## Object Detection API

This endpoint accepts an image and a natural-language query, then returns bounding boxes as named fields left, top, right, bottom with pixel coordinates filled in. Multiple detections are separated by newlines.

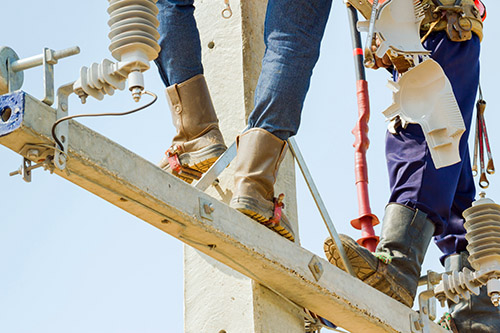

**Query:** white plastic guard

left=383, top=59, right=465, bottom=169
left=358, top=0, right=430, bottom=59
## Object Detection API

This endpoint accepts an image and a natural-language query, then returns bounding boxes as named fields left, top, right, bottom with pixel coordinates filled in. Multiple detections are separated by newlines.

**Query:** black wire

left=51, top=90, right=157, bottom=151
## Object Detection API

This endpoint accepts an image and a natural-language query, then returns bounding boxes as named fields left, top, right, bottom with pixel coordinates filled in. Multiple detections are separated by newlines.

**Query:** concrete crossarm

left=0, top=92, right=446, bottom=333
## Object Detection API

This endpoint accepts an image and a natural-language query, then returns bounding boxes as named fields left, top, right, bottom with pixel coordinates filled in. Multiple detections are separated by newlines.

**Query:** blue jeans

left=386, top=31, right=480, bottom=263
left=155, top=0, right=333, bottom=140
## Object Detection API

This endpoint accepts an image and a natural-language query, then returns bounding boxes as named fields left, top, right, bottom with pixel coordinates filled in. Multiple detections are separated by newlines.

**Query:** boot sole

left=324, top=235, right=414, bottom=307
left=161, top=144, right=227, bottom=183
left=231, top=198, right=295, bottom=242
left=324, top=236, right=379, bottom=280
left=179, top=144, right=227, bottom=173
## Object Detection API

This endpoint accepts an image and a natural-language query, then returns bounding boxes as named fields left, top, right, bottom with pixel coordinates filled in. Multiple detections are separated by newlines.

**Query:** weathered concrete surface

left=0, top=91, right=446, bottom=333
left=185, top=1, right=302, bottom=332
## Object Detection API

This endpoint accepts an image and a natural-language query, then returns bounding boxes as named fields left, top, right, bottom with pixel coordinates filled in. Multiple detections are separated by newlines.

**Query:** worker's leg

left=155, top=0, right=203, bottom=86
left=386, top=31, right=479, bottom=237
left=230, top=0, right=332, bottom=239
left=246, top=0, right=333, bottom=140
left=434, top=154, right=473, bottom=264
left=324, top=32, right=480, bottom=307
left=155, top=0, right=226, bottom=183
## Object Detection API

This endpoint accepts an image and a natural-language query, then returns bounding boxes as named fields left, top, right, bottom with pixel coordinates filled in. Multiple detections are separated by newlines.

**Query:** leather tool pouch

left=421, top=0, right=483, bottom=42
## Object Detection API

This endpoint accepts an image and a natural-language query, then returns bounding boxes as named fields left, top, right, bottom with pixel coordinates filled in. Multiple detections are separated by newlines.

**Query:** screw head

left=27, top=149, right=39, bottom=160
left=204, top=203, right=215, bottom=214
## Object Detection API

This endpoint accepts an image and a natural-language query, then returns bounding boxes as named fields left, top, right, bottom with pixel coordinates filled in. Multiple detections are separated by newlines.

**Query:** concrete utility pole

left=186, top=1, right=303, bottom=332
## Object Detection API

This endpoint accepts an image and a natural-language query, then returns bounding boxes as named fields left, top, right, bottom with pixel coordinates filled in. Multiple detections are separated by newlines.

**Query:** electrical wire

left=51, top=90, right=158, bottom=151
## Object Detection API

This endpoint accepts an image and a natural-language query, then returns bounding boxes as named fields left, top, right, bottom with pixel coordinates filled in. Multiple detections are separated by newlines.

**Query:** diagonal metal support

left=288, top=137, right=356, bottom=277
left=0, top=91, right=446, bottom=333
left=195, top=136, right=356, bottom=277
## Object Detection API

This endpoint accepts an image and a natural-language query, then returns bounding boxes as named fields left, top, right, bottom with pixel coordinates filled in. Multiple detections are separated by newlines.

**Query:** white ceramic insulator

left=73, top=59, right=127, bottom=101
left=107, top=0, right=160, bottom=64
left=463, top=197, right=500, bottom=272
left=441, top=267, right=481, bottom=304
left=435, top=196, right=500, bottom=305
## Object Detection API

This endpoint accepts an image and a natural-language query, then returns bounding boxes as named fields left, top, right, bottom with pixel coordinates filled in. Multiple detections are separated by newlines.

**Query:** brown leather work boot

left=159, top=74, right=227, bottom=183
left=229, top=128, right=295, bottom=241
left=324, top=204, right=435, bottom=307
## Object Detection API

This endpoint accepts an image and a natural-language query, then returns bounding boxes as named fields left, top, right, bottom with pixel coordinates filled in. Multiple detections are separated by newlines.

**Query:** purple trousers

left=386, top=31, right=481, bottom=263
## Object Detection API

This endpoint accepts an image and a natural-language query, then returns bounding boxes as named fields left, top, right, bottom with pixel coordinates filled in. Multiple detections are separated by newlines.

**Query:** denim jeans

left=386, top=31, right=480, bottom=263
left=155, top=0, right=333, bottom=140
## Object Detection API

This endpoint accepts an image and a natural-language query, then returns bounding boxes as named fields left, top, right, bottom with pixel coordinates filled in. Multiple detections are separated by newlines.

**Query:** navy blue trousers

left=386, top=31, right=480, bottom=263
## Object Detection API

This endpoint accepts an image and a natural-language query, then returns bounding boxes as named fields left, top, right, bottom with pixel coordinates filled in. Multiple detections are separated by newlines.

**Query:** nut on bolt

left=27, top=149, right=39, bottom=160
left=491, top=292, right=500, bottom=307
left=204, top=203, right=215, bottom=214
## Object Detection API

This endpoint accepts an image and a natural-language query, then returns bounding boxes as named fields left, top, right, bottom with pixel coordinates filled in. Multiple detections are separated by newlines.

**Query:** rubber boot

left=440, top=252, right=500, bottom=332
left=324, top=203, right=435, bottom=307
left=229, top=128, right=295, bottom=241
left=159, top=74, right=227, bottom=183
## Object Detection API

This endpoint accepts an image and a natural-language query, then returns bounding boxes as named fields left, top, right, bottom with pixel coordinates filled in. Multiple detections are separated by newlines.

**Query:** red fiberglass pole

left=346, top=4, right=379, bottom=252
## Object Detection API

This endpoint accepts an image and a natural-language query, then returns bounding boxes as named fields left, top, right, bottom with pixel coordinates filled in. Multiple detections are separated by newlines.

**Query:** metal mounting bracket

left=411, top=270, right=440, bottom=332
left=0, top=45, right=79, bottom=100
left=308, top=255, right=324, bottom=282
left=42, top=48, right=57, bottom=106
left=9, top=156, right=53, bottom=183
left=54, top=82, right=74, bottom=171
left=199, top=197, right=215, bottom=221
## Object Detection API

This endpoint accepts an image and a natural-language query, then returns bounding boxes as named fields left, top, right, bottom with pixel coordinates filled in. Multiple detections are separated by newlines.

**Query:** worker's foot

left=159, top=74, right=227, bottom=183
left=229, top=128, right=295, bottom=241
left=324, top=204, right=435, bottom=307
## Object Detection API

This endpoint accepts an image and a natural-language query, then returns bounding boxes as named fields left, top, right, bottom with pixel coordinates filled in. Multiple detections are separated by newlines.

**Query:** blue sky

left=1, top=1, right=499, bottom=332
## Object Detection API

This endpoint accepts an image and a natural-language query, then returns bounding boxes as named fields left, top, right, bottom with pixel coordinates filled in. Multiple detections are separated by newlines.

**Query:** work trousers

left=386, top=31, right=481, bottom=263
left=154, top=0, right=333, bottom=140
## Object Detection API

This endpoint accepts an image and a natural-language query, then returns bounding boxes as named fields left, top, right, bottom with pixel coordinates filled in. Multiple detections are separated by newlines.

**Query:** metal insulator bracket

left=0, top=46, right=80, bottom=105
left=411, top=271, right=440, bottom=333
left=54, top=82, right=74, bottom=170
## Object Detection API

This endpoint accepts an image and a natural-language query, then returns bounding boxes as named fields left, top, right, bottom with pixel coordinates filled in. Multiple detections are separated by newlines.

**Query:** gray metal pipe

left=11, top=46, right=80, bottom=72
left=288, top=137, right=356, bottom=277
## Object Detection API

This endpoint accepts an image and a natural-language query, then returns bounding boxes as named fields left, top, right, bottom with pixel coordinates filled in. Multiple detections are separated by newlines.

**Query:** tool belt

left=347, top=0, right=483, bottom=42
left=421, top=0, right=483, bottom=42
left=346, top=0, right=483, bottom=72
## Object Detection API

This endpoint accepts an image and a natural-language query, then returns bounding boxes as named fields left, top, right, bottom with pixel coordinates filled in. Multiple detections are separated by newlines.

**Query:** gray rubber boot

left=158, top=74, right=227, bottom=183
left=324, top=203, right=435, bottom=307
left=229, top=128, right=295, bottom=241
left=442, top=252, right=500, bottom=332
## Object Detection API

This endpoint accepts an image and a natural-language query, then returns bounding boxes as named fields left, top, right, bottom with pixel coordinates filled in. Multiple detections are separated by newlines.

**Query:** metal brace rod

left=288, top=137, right=356, bottom=277
left=196, top=136, right=356, bottom=277
left=194, top=141, right=236, bottom=191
